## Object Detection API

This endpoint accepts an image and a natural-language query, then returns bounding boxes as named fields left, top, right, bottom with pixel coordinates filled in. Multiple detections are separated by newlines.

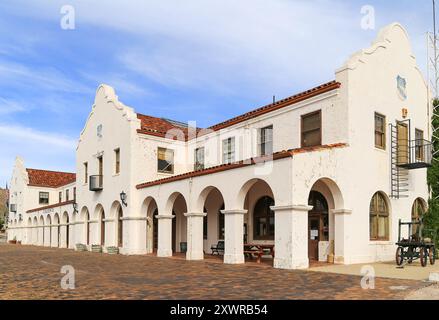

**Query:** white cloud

left=0, top=60, right=92, bottom=94
left=0, top=124, right=76, bottom=149
left=0, top=97, right=26, bottom=115
left=0, top=124, right=77, bottom=185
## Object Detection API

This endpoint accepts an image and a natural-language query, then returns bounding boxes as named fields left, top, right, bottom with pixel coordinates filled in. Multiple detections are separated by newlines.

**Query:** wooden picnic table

left=244, top=243, right=275, bottom=263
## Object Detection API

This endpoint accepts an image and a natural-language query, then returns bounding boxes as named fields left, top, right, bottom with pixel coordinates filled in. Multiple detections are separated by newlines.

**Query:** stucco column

left=119, top=217, right=147, bottom=255
left=184, top=212, right=206, bottom=260
left=59, top=224, right=67, bottom=248
left=44, top=226, right=51, bottom=247
left=156, top=214, right=175, bottom=257
left=332, top=209, right=352, bottom=264
left=271, top=205, right=312, bottom=270
left=221, top=210, right=247, bottom=264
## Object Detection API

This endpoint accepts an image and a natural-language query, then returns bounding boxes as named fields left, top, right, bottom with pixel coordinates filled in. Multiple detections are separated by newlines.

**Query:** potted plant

left=91, top=244, right=102, bottom=253
left=106, top=246, right=119, bottom=254
left=75, top=243, right=87, bottom=252
left=8, top=236, right=17, bottom=244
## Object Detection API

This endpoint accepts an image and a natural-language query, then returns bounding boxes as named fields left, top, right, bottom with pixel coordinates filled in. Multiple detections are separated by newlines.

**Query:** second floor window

left=375, top=113, right=386, bottom=149
left=259, top=125, right=273, bottom=156
left=222, top=137, right=235, bottom=164
left=301, top=110, right=321, bottom=147
left=158, top=147, right=174, bottom=173
left=59, top=192, right=62, bottom=203
left=39, top=192, right=49, bottom=205
left=73, top=187, right=76, bottom=201
left=66, top=189, right=69, bottom=201
left=415, top=129, right=424, bottom=161
left=194, top=147, right=205, bottom=171
left=115, top=148, right=120, bottom=174
left=84, top=162, right=88, bottom=183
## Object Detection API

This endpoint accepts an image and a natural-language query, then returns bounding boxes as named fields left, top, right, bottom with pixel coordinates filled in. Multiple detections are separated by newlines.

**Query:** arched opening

left=239, top=179, right=275, bottom=244
left=32, top=217, right=38, bottom=245
left=39, top=216, right=45, bottom=246
left=95, top=204, right=105, bottom=247
left=369, top=192, right=390, bottom=241
left=62, top=212, right=69, bottom=248
left=197, top=187, right=225, bottom=254
left=166, top=192, right=187, bottom=254
left=46, top=215, right=52, bottom=247
left=411, top=198, right=427, bottom=236
left=27, top=218, right=32, bottom=244
left=307, top=178, right=344, bottom=262
left=117, top=206, right=123, bottom=248
left=142, top=197, right=158, bottom=254
left=79, top=207, right=90, bottom=245
left=53, top=213, right=60, bottom=247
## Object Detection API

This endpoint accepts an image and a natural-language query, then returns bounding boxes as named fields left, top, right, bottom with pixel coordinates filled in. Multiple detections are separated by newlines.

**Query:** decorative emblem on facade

left=397, top=75, right=407, bottom=100
left=97, top=124, right=103, bottom=138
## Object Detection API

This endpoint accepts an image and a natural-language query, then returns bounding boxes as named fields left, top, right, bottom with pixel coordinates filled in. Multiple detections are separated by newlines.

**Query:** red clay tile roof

left=136, top=81, right=340, bottom=141
left=137, top=114, right=202, bottom=140
left=208, top=81, right=341, bottom=132
left=26, top=169, right=76, bottom=188
left=26, top=200, right=75, bottom=213
left=136, top=143, right=347, bottom=190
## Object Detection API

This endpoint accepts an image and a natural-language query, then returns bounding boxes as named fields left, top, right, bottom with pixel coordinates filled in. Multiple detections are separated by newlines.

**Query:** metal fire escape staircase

left=390, top=120, right=433, bottom=199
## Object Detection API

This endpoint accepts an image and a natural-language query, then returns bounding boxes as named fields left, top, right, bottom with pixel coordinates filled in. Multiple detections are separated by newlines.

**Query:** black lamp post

left=120, top=191, right=127, bottom=207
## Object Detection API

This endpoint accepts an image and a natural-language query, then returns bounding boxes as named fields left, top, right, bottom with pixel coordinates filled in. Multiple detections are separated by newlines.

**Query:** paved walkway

left=309, top=260, right=439, bottom=281
left=0, top=244, right=429, bottom=300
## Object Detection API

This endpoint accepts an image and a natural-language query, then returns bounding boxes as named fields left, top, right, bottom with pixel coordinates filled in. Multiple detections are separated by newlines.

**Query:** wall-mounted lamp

left=120, top=191, right=128, bottom=207
left=73, top=202, right=78, bottom=213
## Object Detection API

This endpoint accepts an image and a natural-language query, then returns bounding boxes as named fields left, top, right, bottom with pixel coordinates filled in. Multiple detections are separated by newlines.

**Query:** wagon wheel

left=395, top=247, right=404, bottom=266
left=420, top=247, right=428, bottom=267
left=430, top=246, right=436, bottom=265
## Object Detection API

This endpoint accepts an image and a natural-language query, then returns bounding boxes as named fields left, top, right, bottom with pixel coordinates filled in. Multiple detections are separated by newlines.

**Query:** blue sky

left=0, top=0, right=434, bottom=185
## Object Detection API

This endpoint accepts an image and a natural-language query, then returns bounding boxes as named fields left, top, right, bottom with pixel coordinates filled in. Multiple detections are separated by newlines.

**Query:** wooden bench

left=244, top=248, right=264, bottom=263
left=211, top=240, right=225, bottom=255
left=244, top=244, right=275, bottom=263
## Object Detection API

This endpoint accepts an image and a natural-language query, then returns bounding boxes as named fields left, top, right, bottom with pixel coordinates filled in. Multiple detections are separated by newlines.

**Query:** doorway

left=172, top=211, right=176, bottom=253
left=397, top=122, right=409, bottom=165
left=153, top=209, right=158, bottom=251
left=308, top=191, right=329, bottom=261
left=117, top=206, right=123, bottom=248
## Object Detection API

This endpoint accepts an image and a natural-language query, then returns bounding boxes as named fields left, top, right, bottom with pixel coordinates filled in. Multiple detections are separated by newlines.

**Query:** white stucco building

left=7, top=23, right=432, bottom=269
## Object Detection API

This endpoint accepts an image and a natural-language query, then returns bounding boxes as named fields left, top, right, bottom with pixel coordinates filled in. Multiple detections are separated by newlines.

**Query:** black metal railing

left=397, top=139, right=432, bottom=169
left=89, top=175, right=103, bottom=191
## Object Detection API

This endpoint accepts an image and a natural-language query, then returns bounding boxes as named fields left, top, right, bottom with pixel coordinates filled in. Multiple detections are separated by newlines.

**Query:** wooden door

left=397, top=122, right=409, bottom=165
left=308, top=215, right=320, bottom=260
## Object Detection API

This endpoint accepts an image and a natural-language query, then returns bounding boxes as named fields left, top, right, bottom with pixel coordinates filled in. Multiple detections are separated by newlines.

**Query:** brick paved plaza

left=0, top=243, right=429, bottom=300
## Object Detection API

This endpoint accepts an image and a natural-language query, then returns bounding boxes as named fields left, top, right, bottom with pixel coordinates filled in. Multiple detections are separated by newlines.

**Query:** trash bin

left=180, top=242, right=187, bottom=253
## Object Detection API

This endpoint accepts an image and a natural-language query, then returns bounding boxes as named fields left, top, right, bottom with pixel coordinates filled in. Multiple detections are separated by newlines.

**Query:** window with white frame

left=194, top=147, right=205, bottom=171
left=222, top=137, right=235, bottom=164
left=39, top=192, right=49, bottom=205
left=259, top=125, right=273, bottom=156
left=158, top=147, right=174, bottom=173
